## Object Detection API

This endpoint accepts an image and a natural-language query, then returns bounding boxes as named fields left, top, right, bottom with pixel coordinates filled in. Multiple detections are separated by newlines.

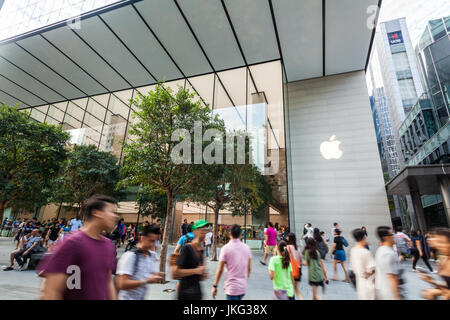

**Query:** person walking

left=313, top=228, right=328, bottom=260
left=38, top=195, right=118, bottom=300
left=116, top=224, right=165, bottom=300
left=268, top=240, right=300, bottom=300
left=285, top=233, right=303, bottom=299
left=260, top=222, right=277, bottom=265
left=69, top=215, right=82, bottom=232
left=349, top=228, right=376, bottom=300
left=375, top=226, right=405, bottom=300
left=394, top=226, right=412, bottom=261
left=212, top=224, right=252, bottom=300
left=418, top=228, right=450, bottom=300
left=172, top=219, right=210, bottom=300
left=181, top=219, right=188, bottom=236
left=411, top=229, right=434, bottom=273
left=330, top=229, right=349, bottom=282
left=330, top=222, right=339, bottom=243
left=303, top=238, right=328, bottom=300
left=204, top=229, right=213, bottom=258
left=361, top=226, right=369, bottom=250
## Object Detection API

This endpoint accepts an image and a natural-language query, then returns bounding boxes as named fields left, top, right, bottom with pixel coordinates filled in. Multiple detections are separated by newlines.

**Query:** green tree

left=189, top=132, right=273, bottom=260
left=0, top=104, right=69, bottom=221
left=51, top=144, right=120, bottom=215
left=119, top=83, right=224, bottom=273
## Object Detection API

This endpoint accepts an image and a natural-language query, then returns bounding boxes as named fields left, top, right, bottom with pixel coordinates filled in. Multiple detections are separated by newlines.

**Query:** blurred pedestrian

left=269, top=240, right=300, bottom=300
left=116, top=224, right=164, bottom=300
left=286, top=233, right=303, bottom=299
left=212, top=224, right=251, bottom=300
left=172, top=219, right=210, bottom=300
left=375, top=226, right=405, bottom=300
left=349, top=228, right=375, bottom=300
left=303, top=238, right=328, bottom=300
left=314, top=228, right=328, bottom=260
left=411, top=229, right=434, bottom=272
left=38, top=195, right=118, bottom=300
left=330, top=229, right=349, bottom=282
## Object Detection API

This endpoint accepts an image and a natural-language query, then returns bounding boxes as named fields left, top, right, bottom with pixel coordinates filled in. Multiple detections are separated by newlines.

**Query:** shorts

left=309, top=280, right=324, bottom=287
left=333, top=250, right=346, bottom=262
left=265, top=245, right=276, bottom=255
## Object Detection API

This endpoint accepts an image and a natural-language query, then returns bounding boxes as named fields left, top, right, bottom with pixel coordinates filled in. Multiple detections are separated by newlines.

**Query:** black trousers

left=412, top=249, right=433, bottom=272
left=14, top=248, right=33, bottom=267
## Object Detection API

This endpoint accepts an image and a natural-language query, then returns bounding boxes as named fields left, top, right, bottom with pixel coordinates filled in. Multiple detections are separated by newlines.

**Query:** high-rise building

left=393, top=16, right=450, bottom=229
left=0, top=0, right=392, bottom=248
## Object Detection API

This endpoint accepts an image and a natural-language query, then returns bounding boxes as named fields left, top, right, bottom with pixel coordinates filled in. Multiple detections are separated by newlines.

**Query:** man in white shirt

left=349, top=228, right=375, bottom=300
left=204, top=230, right=213, bottom=257
left=69, top=216, right=82, bottom=232
left=116, top=225, right=164, bottom=300
left=393, top=226, right=412, bottom=261
left=375, top=226, right=404, bottom=300
left=330, top=222, right=338, bottom=243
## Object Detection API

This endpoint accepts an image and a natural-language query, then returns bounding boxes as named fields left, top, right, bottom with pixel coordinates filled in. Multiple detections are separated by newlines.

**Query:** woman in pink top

left=260, top=222, right=278, bottom=265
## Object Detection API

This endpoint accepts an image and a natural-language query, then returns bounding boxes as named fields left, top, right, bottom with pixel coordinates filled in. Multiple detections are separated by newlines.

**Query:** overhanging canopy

left=386, top=164, right=450, bottom=195
left=0, top=0, right=381, bottom=109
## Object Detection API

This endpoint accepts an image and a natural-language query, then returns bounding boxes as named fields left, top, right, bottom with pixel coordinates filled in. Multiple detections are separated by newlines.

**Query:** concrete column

left=407, top=177, right=427, bottom=232
left=438, top=175, right=450, bottom=227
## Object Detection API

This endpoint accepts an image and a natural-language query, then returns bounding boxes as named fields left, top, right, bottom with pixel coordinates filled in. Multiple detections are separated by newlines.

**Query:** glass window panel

left=30, top=108, right=46, bottom=122
left=47, top=105, right=65, bottom=121
left=64, top=114, right=81, bottom=129
left=66, top=101, right=85, bottom=121
left=188, top=74, right=214, bottom=109
left=108, top=95, right=130, bottom=119
left=113, top=90, right=133, bottom=106
left=135, top=85, right=156, bottom=96
left=217, top=68, right=247, bottom=107
left=36, top=105, right=49, bottom=115
left=86, top=98, right=107, bottom=121
left=83, top=112, right=103, bottom=130
left=45, top=115, right=60, bottom=125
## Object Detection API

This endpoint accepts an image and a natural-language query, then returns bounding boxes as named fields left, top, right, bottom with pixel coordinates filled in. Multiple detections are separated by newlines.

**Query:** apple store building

left=0, top=0, right=391, bottom=247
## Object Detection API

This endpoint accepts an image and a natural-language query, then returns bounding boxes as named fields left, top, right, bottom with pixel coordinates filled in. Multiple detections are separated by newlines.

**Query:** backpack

left=129, top=247, right=146, bottom=278
left=169, top=233, right=194, bottom=268
left=287, top=246, right=301, bottom=280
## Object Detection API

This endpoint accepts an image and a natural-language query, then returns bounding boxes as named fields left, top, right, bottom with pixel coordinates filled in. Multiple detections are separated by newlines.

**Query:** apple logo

left=320, top=135, right=343, bottom=160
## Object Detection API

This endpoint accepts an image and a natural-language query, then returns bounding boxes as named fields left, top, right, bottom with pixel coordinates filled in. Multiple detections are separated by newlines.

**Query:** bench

left=28, top=247, right=48, bottom=270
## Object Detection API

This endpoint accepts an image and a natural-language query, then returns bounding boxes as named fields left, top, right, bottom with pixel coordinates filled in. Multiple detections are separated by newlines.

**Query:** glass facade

left=19, top=60, right=289, bottom=224
left=412, top=15, right=450, bottom=165
left=0, top=0, right=117, bottom=40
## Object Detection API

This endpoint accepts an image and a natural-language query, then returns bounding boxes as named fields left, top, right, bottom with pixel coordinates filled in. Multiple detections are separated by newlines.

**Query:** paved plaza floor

left=0, top=237, right=433, bottom=300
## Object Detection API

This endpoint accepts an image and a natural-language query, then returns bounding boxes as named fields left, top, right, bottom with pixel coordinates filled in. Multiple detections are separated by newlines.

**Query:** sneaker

left=259, top=260, right=266, bottom=266
left=18, top=264, right=27, bottom=271
left=2, top=266, right=13, bottom=271
left=412, top=268, right=417, bottom=272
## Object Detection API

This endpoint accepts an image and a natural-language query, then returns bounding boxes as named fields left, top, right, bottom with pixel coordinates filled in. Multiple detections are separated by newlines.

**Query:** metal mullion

left=119, top=90, right=135, bottom=162
left=365, top=0, right=383, bottom=72
left=97, top=15, right=158, bottom=83
left=322, top=0, right=326, bottom=76
left=0, top=55, right=66, bottom=102
left=60, top=101, right=70, bottom=125
left=70, top=28, right=133, bottom=88
left=14, top=42, right=89, bottom=97
left=98, top=93, right=112, bottom=149
left=40, top=34, right=111, bottom=94
left=220, top=0, right=260, bottom=94
left=131, top=4, right=208, bottom=107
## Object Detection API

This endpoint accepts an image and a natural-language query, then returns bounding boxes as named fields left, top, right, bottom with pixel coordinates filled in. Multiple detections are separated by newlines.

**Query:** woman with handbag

left=303, top=238, right=328, bottom=300
left=314, top=228, right=328, bottom=260
left=286, top=233, right=303, bottom=300
left=268, top=240, right=300, bottom=300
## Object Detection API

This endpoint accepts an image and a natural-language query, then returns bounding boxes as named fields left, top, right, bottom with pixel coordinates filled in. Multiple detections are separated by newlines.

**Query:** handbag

left=273, top=290, right=289, bottom=300
left=349, top=270, right=357, bottom=288
left=287, top=246, right=301, bottom=280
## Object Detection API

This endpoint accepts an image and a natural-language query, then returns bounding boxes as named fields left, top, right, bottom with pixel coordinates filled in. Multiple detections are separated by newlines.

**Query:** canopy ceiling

left=0, top=0, right=381, bottom=109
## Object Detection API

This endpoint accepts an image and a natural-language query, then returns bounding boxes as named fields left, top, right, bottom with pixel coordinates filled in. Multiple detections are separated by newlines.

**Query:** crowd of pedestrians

left=1, top=195, right=449, bottom=300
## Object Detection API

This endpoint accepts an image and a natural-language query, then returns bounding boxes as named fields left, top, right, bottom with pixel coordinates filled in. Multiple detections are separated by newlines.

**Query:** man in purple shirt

left=38, top=195, right=118, bottom=300
left=212, top=224, right=252, bottom=300
left=260, top=222, right=277, bottom=265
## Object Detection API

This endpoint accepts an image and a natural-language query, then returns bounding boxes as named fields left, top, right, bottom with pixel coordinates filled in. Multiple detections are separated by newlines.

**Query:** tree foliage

left=119, top=83, right=225, bottom=273
left=0, top=104, right=69, bottom=221
left=51, top=144, right=121, bottom=214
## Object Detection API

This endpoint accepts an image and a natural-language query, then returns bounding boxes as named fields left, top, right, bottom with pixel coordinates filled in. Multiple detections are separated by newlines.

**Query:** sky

left=378, top=0, right=450, bottom=46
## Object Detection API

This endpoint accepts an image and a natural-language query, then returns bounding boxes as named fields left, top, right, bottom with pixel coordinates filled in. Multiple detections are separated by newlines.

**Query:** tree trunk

left=211, top=208, right=220, bottom=261
left=159, top=193, right=173, bottom=275
left=0, top=202, right=5, bottom=225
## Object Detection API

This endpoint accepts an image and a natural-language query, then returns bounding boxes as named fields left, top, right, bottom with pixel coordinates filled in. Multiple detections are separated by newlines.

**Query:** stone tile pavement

left=0, top=237, right=433, bottom=300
